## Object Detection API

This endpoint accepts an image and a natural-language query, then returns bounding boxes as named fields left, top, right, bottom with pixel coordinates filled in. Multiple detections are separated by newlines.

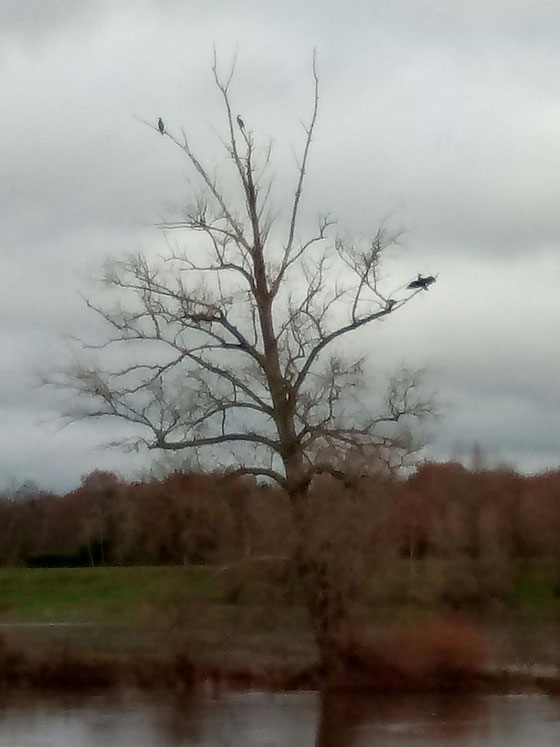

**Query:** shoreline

left=2, top=640, right=560, bottom=696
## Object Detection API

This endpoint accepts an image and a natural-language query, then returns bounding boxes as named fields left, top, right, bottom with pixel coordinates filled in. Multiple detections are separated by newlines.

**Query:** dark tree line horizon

left=3, top=462, right=560, bottom=608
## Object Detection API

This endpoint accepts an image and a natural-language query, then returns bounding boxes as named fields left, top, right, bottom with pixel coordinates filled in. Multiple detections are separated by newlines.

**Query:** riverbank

left=2, top=631, right=560, bottom=696
left=1, top=565, right=560, bottom=694
left=2, top=616, right=560, bottom=696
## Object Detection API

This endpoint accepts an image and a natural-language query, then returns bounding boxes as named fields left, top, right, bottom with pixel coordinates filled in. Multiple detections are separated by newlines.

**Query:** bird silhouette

left=407, top=274, right=436, bottom=291
left=158, top=117, right=165, bottom=135
left=236, top=115, right=245, bottom=131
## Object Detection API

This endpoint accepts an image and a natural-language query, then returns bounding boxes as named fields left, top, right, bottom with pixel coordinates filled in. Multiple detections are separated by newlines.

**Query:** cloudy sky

left=2, top=0, right=560, bottom=493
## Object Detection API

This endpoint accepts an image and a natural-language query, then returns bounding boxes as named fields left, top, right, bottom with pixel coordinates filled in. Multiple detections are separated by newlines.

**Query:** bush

left=340, top=616, right=487, bottom=690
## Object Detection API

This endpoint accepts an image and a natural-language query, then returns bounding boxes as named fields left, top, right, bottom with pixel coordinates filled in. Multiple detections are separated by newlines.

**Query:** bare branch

left=151, top=431, right=279, bottom=451
left=286, top=50, right=319, bottom=253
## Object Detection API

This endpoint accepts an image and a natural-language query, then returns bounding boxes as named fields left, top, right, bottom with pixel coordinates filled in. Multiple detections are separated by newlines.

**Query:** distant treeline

left=2, top=464, right=560, bottom=599
left=0, top=471, right=290, bottom=568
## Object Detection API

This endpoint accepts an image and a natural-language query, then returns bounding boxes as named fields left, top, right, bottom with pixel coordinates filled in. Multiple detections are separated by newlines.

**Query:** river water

left=0, top=690, right=560, bottom=746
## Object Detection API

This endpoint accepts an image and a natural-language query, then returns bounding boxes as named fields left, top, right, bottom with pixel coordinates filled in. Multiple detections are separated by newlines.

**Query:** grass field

left=1, top=561, right=559, bottom=620
left=1, top=562, right=560, bottom=669
left=0, top=566, right=222, bottom=623
left=0, top=565, right=314, bottom=665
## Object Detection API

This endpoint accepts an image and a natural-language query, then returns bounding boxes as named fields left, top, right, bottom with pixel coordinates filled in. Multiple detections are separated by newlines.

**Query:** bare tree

left=57, top=53, right=433, bottom=671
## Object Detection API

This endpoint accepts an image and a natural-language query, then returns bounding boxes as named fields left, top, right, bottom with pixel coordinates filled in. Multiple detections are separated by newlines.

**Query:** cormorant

left=407, top=274, right=436, bottom=291
left=236, top=115, right=245, bottom=131
left=158, top=117, right=165, bottom=135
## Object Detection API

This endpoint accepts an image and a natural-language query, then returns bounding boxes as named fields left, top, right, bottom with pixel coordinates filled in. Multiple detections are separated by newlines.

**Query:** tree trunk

left=294, top=545, right=352, bottom=670
left=289, top=489, right=354, bottom=675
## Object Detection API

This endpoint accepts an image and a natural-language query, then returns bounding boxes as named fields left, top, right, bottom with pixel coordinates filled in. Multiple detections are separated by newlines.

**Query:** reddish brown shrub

left=340, top=616, right=487, bottom=690
left=31, top=652, right=122, bottom=690
left=391, top=617, right=487, bottom=684
left=0, top=633, right=27, bottom=685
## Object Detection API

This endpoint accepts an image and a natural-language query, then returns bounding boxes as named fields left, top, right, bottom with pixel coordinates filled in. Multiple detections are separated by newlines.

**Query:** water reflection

left=150, top=690, right=319, bottom=746
left=316, top=691, right=560, bottom=747
left=0, top=689, right=559, bottom=746
left=0, top=690, right=319, bottom=747
left=315, top=691, right=485, bottom=746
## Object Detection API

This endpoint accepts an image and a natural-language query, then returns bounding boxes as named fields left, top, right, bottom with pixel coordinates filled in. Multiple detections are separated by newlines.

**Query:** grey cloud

left=0, top=0, right=112, bottom=43
left=0, top=409, right=151, bottom=494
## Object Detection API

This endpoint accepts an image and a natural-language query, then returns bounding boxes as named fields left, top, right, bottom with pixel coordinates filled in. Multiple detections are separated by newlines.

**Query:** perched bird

left=385, top=299, right=397, bottom=312
left=158, top=117, right=165, bottom=135
left=236, top=115, right=245, bottom=131
left=407, top=274, right=436, bottom=291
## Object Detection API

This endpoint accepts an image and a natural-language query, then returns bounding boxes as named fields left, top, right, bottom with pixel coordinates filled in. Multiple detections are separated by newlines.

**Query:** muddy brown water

left=1, top=690, right=560, bottom=745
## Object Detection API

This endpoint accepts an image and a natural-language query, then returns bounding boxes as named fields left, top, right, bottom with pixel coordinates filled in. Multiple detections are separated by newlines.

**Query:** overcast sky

left=2, top=0, right=560, bottom=493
